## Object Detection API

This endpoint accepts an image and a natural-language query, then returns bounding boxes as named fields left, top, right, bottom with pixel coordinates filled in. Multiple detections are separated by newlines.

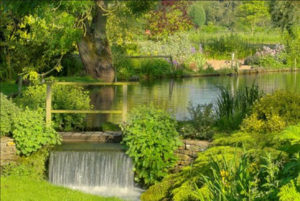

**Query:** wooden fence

left=45, top=81, right=137, bottom=126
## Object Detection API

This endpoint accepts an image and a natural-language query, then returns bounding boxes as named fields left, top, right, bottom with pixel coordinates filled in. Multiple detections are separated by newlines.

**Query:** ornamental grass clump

left=121, top=106, right=181, bottom=186
left=216, top=84, right=263, bottom=131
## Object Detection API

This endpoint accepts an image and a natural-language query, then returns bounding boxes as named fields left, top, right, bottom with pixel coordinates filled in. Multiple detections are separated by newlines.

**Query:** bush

left=216, top=84, right=262, bottom=131
left=121, top=106, right=181, bottom=185
left=188, top=2, right=206, bottom=28
left=201, top=153, right=281, bottom=201
left=178, top=103, right=215, bottom=140
left=1, top=148, right=50, bottom=179
left=184, top=52, right=206, bottom=72
left=142, top=122, right=300, bottom=201
left=140, top=59, right=171, bottom=79
left=204, top=34, right=256, bottom=59
left=242, top=91, right=300, bottom=133
left=12, top=108, right=61, bottom=156
left=17, top=84, right=92, bottom=131
left=0, top=93, right=20, bottom=136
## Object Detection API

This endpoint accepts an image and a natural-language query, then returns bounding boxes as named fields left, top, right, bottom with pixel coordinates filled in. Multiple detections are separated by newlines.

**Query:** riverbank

left=181, top=67, right=300, bottom=78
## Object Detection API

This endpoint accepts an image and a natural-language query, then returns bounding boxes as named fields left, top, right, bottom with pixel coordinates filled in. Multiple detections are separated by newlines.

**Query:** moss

left=141, top=175, right=176, bottom=201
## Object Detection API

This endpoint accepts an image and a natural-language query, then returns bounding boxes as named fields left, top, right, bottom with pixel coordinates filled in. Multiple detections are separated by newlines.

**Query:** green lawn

left=0, top=176, right=123, bottom=201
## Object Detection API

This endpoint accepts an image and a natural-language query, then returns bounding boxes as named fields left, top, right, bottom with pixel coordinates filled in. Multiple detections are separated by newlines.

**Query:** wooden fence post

left=46, top=82, right=52, bottom=126
left=169, top=55, right=175, bottom=71
left=122, top=84, right=128, bottom=122
left=231, top=53, right=235, bottom=69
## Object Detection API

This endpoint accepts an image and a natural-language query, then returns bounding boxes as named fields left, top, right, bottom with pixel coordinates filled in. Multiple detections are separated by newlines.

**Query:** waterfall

left=49, top=144, right=142, bottom=200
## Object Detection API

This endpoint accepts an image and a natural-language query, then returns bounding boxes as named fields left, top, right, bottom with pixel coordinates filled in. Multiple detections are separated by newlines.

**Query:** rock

left=0, top=137, right=18, bottom=166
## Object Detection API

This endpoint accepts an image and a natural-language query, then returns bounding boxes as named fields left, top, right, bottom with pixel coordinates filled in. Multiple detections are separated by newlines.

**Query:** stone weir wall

left=0, top=137, right=18, bottom=166
left=60, top=131, right=122, bottom=143
left=174, top=139, right=210, bottom=171
left=60, top=132, right=210, bottom=170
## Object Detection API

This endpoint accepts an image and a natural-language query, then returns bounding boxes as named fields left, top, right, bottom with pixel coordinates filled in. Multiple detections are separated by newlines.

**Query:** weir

left=49, top=143, right=142, bottom=200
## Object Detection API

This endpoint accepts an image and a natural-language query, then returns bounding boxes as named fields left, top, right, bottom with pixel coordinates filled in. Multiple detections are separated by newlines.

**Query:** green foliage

left=188, top=3, right=206, bottom=28
left=278, top=180, right=300, bottom=201
left=140, top=59, right=171, bottom=79
left=203, top=34, right=257, bottom=59
left=12, top=108, right=61, bottom=156
left=1, top=148, right=50, bottom=179
left=201, top=153, right=281, bottom=201
left=141, top=175, right=176, bottom=201
left=216, top=84, right=262, bottom=131
left=60, top=54, right=84, bottom=76
left=145, top=1, right=192, bottom=39
left=101, top=122, right=121, bottom=132
left=142, top=146, right=243, bottom=201
left=0, top=93, right=20, bottom=136
left=17, top=84, right=92, bottom=131
left=184, top=53, right=206, bottom=72
left=139, top=32, right=204, bottom=66
left=1, top=6, right=84, bottom=80
left=236, top=1, right=270, bottom=35
left=242, top=91, right=300, bottom=133
left=0, top=82, right=19, bottom=96
left=269, top=0, right=300, bottom=36
left=178, top=104, right=215, bottom=140
left=121, top=106, right=181, bottom=185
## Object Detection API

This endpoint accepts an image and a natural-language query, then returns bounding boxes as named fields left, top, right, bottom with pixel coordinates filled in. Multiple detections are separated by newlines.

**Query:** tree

left=1, top=0, right=153, bottom=81
left=236, top=1, right=270, bottom=35
left=188, top=2, right=206, bottom=28
left=269, top=0, right=300, bottom=37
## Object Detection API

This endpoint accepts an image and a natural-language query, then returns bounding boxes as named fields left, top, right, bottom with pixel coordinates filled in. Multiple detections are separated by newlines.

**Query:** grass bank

left=0, top=176, right=123, bottom=201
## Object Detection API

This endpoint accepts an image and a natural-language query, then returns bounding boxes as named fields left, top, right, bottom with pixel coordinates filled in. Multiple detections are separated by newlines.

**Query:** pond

left=86, top=72, right=300, bottom=128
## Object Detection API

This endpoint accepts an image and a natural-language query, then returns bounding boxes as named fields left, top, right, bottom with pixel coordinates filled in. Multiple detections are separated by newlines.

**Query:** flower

left=145, top=29, right=151, bottom=35
left=190, top=46, right=196, bottom=54
left=199, top=44, right=203, bottom=53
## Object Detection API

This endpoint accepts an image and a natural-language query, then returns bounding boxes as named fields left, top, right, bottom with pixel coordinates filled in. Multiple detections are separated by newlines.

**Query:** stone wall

left=0, top=137, right=18, bottom=166
left=174, top=139, right=209, bottom=171
left=59, top=131, right=122, bottom=143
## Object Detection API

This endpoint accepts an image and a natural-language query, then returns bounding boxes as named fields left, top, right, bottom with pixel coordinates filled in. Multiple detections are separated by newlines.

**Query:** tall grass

left=215, top=84, right=263, bottom=131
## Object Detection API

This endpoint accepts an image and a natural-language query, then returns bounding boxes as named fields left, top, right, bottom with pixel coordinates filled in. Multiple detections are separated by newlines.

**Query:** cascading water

left=49, top=143, right=142, bottom=200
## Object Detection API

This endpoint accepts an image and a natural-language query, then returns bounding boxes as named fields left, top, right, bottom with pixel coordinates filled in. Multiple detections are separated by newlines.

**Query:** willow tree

left=1, top=0, right=153, bottom=81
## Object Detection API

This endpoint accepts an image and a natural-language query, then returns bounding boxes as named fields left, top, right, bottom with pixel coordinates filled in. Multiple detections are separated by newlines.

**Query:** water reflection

left=86, top=72, right=300, bottom=128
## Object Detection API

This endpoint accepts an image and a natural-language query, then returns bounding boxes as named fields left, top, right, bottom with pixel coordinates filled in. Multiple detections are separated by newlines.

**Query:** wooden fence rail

left=45, top=82, right=136, bottom=126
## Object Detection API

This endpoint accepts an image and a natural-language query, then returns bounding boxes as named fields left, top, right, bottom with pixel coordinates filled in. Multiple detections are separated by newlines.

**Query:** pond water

left=86, top=72, right=300, bottom=128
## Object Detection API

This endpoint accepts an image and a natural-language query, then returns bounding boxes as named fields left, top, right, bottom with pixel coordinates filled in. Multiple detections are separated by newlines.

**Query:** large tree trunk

left=78, top=1, right=114, bottom=82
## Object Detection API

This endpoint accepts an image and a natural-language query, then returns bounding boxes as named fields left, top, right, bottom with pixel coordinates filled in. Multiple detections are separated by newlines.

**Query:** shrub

left=139, top=32, right=203, bottom=66
left=184, top=52, right=206, bottom=72
left=242, top=91, right=300, bottom=133
left=12, top=108, right=61, bottom=156
left=140, top=59, right=171, bottom=79
left=188, top=2, right=206, bottom=28
left=17, top=84, right=92, bottom=131
left=204, top=34, right=256, bottom=59
left=0, top=93, right=20, bottom=136
left=278, top=180, right=300, bottom=201
left=121, top=106, right=181, bottom=185
left=216, top=84, right=262, bottom=131
left=1, top=148, right=50, bottom=179
left=201, top=153, right=281, bottom=201
left=178, top=103, right=215, bottom=140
